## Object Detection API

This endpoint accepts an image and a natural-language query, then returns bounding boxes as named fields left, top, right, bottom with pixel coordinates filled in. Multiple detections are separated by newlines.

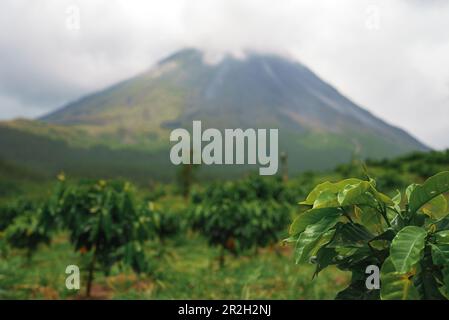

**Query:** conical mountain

left=0, top=49, right=428, bottom=180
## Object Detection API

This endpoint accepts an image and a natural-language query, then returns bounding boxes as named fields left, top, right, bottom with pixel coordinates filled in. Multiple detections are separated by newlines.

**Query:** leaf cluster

left=289, top=171, right=449, bottom=300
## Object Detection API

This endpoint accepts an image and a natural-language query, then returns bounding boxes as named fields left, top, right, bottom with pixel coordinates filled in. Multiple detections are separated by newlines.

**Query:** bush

left=4, top=203, right=50, bottom=259
left=375, top=170, right=407, bottom=190
left=50, top=178, right=154, bottom=297
left=141, top=202, right=185, bottom=243
left=0, top=200, right=35, bottom=232
left=190, top=175, right=292, bottom=266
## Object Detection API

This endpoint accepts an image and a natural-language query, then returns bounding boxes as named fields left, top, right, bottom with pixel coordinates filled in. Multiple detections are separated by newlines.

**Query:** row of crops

left=0, top=174, right=297, bottom=297
left=1, top=163, right=449, bottom=299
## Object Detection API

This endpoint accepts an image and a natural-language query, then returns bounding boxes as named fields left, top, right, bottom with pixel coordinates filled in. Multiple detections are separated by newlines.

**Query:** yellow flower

left=57, top=172, right=65, bottom=181
left=98, top=180, right=107, bottom=187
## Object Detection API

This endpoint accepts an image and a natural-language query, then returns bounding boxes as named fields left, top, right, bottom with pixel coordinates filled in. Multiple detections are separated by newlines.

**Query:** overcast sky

left=0, top=0, right=448, bottom=149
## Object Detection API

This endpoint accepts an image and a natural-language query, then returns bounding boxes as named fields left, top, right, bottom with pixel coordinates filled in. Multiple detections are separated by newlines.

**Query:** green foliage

left=4, top=203, right=51, bottom=258
left=380, top=257, right=419, bottom=300
left=42, top=178, right=155, bottom=296
left=375, top=171, right=408, bottom=190
left=2, top=149, right=449, bottom=299
left=389, top=226, right=427, bottom=274
left=0, top=200, right=34, bottom=231
left=409, top=171, right=449, bottom=214
left=288, top=171, right=449, bottom=300
left=189, top=176, right=292, bottom=263
left=365, top=150, right=449, bottom=181
left=54, top=179, right=153, bottom=273
left=141, top=202, right=184, bottom=243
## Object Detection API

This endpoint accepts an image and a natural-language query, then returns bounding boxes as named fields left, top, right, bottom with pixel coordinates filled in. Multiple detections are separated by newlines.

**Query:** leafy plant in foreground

left=288, top=171, right=449, bottom=300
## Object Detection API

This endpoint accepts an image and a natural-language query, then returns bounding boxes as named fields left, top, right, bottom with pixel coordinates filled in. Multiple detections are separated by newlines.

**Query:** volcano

left=0, top=49, right=429, bottom=180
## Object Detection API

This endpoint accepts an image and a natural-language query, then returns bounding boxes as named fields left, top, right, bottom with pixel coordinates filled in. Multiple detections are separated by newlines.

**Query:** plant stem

left=341, top=207, right=354, bottom=223
left=219, top=246, right=225, bottom=268
left=86, top=213, right=103, bottom=297
left=378, top=203, right=391, bottom=228
left=86, top=245, right=97, bottom=297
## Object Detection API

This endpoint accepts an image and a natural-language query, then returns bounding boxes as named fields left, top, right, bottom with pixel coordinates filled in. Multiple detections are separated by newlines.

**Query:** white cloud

left=0, top=0, right=448, bottom=148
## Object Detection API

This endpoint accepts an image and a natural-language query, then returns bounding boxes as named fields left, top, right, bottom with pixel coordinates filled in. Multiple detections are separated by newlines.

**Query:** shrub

left=51, top=179, right=154, bottom=297
left=141, top=202, right=185, bottom=244
left=190, top=175, right=291, bottom=266
left=0, top=200, right=35, bottom=232
left=4, top=203, right=51, bottom=260
left=375, top=170, right=407, bottom=191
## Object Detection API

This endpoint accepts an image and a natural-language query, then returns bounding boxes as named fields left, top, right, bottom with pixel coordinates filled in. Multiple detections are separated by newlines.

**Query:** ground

left=2, top=233, right=349, bottom=300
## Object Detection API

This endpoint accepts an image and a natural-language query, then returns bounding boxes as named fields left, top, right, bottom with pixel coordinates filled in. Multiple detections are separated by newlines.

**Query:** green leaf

left=430, top=243, right=449, bottom=266
left=409, top=171, right=449, bottom=214
left=313, top=247, right=337, bottom=277
left=392, top=190, right=402, bottom=206
left=430, top=243, right=449, bottom=296
left=310, top=229, right=335, bottom=257
left=358, top=206, right=384, bottom=234
left=414, top=269, right=446, bottom=300
left=289, top=207, right=341, bottom=236
left=370, top=187, right=395, bottom=206
left=380, top=257, right=419, bottom=300
left=406, top=184, right=418, bottom=202
left=312, top=190, right=339, bottom=209
left=435, top=230, right=449, bottom=244
left=441, top=269, right=449, bottom=297
left=390, top=226, right=427, bottom=274
left=435, top=216, right=449, bottom=232
left=414, top=247, right=447, bottom=300
left=295, top=215, right=340, bottom=264
left=300, top=179, right=363, bottom=205
left=334, top=246, right=377, bottom=271
left=421, top=194, right=447, bottom=219
left=392, top=190, right=402, bottom=213
left=371, top=229, right=396, bottom=242
left=328, top=222, right=374, bottom=248
left=337, top=181, right=371, bottom=206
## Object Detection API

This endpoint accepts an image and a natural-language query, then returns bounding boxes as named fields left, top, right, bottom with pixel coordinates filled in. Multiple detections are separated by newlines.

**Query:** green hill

left=0, top=125, right=172, bottom=183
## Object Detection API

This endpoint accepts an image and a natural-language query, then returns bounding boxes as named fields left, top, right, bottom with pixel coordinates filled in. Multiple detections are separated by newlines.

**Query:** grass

left=1, top=234, right=349, bottom=300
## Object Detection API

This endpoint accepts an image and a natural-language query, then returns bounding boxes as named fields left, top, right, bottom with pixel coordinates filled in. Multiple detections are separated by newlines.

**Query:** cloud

left=0, top=0, right=448, bottom=148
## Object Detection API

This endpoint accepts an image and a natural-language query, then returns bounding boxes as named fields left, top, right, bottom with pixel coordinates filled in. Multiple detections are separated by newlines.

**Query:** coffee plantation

left=1, top=152, right=449, bottom=299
